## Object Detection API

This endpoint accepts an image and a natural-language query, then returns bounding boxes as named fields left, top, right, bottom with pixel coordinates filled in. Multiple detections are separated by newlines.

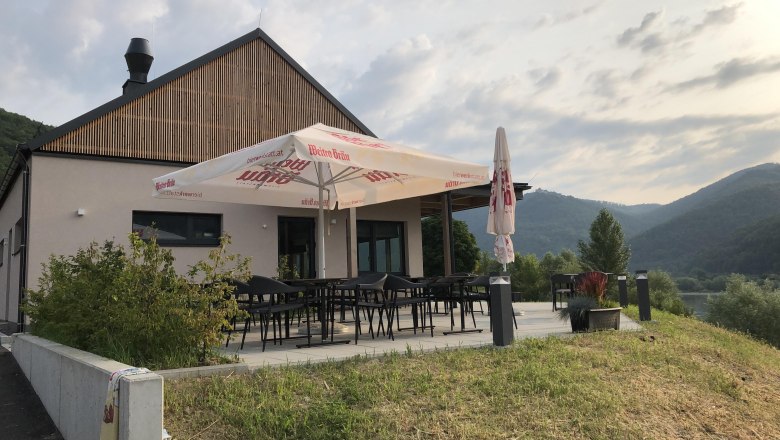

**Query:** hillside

left=0, top=107, right=53, bottom=174
left=165, top=307, right=780, bottom=439
left=640, top=163, right=780, bottom=226
left=455, top=189, right=661, bottom=256
left=696, top=214, right=780, bottom=275
left=458, top=163, right=780, bottom=276
left=629, top=182, right=780, bottom=273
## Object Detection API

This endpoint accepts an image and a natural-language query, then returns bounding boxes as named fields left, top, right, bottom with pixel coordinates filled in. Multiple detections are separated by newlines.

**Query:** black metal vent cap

left=125, top=37, right=153, bottom=83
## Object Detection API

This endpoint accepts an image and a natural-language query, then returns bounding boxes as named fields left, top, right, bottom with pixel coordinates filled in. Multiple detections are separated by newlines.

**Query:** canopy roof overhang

left=419, top=182, right=531, bottom=217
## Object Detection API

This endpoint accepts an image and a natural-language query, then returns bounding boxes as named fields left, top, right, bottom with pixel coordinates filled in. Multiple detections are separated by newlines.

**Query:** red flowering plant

left=575, top=271, right=608, bottom=306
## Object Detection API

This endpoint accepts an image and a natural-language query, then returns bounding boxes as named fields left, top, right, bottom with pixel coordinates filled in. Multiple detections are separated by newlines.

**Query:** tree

left=577, top=208, right=631, bottom=274
left=421, top=216, right=480, bottom=276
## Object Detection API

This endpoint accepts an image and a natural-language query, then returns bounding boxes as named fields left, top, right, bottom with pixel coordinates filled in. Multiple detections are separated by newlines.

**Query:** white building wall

left=0, top=172, right=24, bottom=323
left=26, top=155, right=424, bottom=290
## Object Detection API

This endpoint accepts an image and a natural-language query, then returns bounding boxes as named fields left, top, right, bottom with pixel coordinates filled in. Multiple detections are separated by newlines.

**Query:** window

left=132, top=211, right=221, bottom=246
left=357, top=221, right=405, bottom=274
left=12, top=218, right=23, bottom=255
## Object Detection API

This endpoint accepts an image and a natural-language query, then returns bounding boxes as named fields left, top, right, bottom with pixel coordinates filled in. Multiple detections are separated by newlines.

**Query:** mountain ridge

left=457, top=162, right=780, bottom=276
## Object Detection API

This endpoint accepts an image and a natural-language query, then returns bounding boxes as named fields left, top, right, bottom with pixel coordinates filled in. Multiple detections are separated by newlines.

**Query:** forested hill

left=629, top=181, right=780, bottom=273
left=454, top=190, right=660, bottom=257
left=0, top=107, right=53, bottom=173
left=457, top=163, right=780, bottom=277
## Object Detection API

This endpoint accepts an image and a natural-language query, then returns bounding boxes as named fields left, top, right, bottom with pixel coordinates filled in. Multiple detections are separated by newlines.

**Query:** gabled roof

left=1, top=28, right=375, bottom=205
left=26, top=28, right=373, bottom=152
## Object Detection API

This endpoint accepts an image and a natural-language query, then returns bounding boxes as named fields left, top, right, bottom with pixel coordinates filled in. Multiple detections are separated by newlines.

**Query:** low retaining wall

left=11, top=334, right=163, bottom=440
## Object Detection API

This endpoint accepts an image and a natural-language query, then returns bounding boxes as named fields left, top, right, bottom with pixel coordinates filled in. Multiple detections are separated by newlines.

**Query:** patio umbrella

left=152, top=123, right=489, bottom=277
left=487, top=127, right=516, bottom=270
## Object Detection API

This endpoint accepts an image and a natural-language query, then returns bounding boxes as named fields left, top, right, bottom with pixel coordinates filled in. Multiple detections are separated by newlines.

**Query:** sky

left=2, top=0, right=780, bottom=205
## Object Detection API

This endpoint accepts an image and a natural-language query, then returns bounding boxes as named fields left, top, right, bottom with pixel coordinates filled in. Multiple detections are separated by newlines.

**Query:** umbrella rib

left=251, top=151, right=297, bottom=190
left=325, top=167, right=364, bottom=185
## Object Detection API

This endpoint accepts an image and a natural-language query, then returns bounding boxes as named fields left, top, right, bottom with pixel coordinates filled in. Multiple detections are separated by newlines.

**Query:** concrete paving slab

left=213, top=302, right=642, bottom=370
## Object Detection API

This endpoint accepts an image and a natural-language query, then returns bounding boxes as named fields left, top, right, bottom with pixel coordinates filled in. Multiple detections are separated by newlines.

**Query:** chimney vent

left=122, top=38, right=153, bottom=94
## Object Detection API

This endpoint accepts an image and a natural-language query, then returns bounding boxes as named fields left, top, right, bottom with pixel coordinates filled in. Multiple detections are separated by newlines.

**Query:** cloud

left=527, top=67, right=561, bottom=93
left=617, top=3, right=742, bottom=56
left=668, top=57, right=780, bottom=92
left=534, top=2, right=603, bottom=29
left=617, top=11, right=663, bottom=47
left=690, top=3, right=742, bottom=35
left=339, top=35, right=443, bottom=135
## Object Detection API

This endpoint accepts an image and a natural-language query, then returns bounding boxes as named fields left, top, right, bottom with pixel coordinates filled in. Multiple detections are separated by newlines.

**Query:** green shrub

left=675, top=276, right=704, bottom=292
left=706, top=275, right=780, bottom=348
left=628, top=270, right=692, bottom=316
left=24, top=233, right=250, bottom=369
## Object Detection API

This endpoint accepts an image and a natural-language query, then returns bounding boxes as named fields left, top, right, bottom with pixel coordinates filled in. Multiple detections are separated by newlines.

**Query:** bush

left=628, top=270, right=692, bottom=316
left=675, top=276, right=704, bottom=292
left=24, top=233, right=250, bottom=369
left=706, top=275, right=780, bottom=348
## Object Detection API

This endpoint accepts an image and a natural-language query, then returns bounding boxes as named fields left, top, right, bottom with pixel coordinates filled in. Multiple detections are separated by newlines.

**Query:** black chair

left=383, top=274, right=433, bottom=340
left=223, top=279, right=255, bottom=349
left=247, top=275, right=313, bottom=351
left=330, top=273, right=388, bottom=344
left=426, top=273, right=479, bottom=334
left=550, top=274, right=576, bottom=311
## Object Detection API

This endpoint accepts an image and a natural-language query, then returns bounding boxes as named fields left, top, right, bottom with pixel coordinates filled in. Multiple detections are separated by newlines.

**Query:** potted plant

left=558, top=296, right=597, bottom=332
left=558, top=271, right=621, bottom=332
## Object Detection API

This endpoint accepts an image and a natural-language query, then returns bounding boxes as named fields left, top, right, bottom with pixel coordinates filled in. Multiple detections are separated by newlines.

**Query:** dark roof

left=25, top=28, right=374, bottom=152
left=419, top=182, right=532, bottom=217
left=1, top=28, right=375, bottom=206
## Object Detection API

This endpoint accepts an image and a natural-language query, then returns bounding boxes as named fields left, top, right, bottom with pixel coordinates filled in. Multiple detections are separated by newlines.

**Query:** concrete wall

left=12, top=333, right=163, bottom=440
left=25, top=155, right=425, bottom=290
left=0, top=173, right=24, bottom=324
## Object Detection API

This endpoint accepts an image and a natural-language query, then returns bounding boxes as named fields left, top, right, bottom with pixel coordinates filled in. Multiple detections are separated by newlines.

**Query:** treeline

left=706, top=275, right=780, bottom=348
left=0, top=107, right=53, bottom=174
left=475, top=250, right=691, bottom=316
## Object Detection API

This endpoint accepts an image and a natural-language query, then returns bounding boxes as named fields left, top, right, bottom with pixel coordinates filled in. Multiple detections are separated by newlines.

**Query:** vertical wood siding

left=41, top=39, right=365, bottom=162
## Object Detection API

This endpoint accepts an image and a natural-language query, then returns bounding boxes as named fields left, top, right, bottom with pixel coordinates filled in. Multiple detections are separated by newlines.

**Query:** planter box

left=588, top=307, right=621, bottom=331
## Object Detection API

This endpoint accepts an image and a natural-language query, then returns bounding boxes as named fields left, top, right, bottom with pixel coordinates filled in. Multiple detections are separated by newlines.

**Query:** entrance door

left=357, top=221, right=405, bottom=275
left=278, top=217, right=315, bottom=279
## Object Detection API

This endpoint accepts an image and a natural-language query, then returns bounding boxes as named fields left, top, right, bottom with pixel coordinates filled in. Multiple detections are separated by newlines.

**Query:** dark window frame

left=132, top=211, right=222, bottom=247
left=357, top=220, right=406, bottom=275
left=12, top=218, right=23, bottom=255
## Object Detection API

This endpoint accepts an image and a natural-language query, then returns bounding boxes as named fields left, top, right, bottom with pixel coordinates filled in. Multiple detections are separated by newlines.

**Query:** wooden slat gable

left=40, top=38, right=365, bottom=162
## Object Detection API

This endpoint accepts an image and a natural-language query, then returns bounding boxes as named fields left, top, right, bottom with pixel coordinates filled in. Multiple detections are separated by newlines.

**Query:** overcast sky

left=2, top=0, right=779, bottom=205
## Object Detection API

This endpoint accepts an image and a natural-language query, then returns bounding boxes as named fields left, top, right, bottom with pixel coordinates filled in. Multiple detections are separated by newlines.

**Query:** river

left=679, top=292, right=723, bottom=318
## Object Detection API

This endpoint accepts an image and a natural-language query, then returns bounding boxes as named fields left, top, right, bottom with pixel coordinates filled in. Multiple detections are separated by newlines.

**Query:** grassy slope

left=165, top=307, right=780, bottom=439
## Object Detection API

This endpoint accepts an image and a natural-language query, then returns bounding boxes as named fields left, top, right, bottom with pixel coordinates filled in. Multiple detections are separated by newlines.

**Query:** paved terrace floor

left=218, top=302, right=642, bottom=370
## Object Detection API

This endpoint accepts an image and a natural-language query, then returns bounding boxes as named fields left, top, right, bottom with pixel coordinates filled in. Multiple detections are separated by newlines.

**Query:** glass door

left=357, top=220, right=405, bottom=274
left=278, top=217, right=315, bottom=279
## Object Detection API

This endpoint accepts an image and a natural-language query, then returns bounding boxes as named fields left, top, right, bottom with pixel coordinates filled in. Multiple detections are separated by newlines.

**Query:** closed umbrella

left=487, top=127, right=516, bottom=270
left=153, top=123, right=489, bottom=277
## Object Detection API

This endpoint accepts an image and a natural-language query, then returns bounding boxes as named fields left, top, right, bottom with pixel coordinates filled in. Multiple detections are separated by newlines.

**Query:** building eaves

left=25, top=27, right=375, bottom=152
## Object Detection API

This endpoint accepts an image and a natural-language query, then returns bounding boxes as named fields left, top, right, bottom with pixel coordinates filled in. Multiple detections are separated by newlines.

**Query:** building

left=0, top=29, right=528, bottom=332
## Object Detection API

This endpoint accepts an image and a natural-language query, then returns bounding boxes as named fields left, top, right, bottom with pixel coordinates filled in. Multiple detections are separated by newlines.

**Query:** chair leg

left=354, top=303, right=360, bottom=344
left=428, top=300, right=434, bottom=337
left=240, top=316, right=251, bottom=350
left=305, top=306, right=312, bottom=347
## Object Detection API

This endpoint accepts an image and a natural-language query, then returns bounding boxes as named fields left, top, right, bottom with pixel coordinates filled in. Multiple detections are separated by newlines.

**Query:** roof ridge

left=26, top=28, right=373, bottom=152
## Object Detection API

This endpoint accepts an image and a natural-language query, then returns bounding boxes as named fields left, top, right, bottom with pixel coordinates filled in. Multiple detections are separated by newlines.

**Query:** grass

left=164, top=306, right=780, bottom=439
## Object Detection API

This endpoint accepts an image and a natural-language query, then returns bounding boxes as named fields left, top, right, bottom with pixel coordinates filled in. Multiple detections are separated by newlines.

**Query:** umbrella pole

left=317, top=163, right=326, bottom=278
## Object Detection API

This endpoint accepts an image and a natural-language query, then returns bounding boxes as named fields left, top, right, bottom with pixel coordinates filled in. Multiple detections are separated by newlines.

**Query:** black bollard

left=636, top=270, right=651, bottom=321
left=489, top=272, right=514, bottom=346
left=618, top=275, right=628, bottom=308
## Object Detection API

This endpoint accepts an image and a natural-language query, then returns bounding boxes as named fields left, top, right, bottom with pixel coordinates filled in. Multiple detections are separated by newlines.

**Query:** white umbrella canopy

left=153, top=123, right=489, bottom=277
left=487, top=127, right=516, bottom=270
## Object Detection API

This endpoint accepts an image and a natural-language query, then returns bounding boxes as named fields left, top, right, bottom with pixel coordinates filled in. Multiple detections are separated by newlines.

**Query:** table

left=282, top=277, right=351, bottom=348
left=427, top=274, right=484, bottom=335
